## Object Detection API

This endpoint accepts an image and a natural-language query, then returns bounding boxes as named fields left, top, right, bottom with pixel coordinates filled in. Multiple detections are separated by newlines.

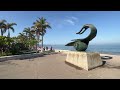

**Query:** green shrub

left=10, top=43, right=29, bottom=55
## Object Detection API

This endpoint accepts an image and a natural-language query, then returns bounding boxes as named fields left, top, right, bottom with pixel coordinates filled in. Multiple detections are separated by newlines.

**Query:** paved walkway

left=0, top=53, right=120, bottom=79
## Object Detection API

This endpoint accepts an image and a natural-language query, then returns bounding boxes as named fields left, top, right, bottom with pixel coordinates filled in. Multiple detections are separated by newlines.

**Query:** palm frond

left=9, top=27, right=15, bottom=32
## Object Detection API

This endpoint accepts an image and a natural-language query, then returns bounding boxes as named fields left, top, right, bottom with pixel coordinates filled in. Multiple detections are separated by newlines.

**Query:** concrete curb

left=0, top=53, right=44, bottom=62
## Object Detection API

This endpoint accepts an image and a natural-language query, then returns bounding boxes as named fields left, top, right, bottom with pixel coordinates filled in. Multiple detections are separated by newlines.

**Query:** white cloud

left=64, top=16, right=78, bottom=25
left=70, top=16, right=79, bottom=21
left=64, top=19, right=75, bottom=25
left=52, top=16, right=79, bottom=27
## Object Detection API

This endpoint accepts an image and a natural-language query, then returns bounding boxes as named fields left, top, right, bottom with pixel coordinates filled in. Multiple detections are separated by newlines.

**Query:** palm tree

left=23, top=27, right=37, bottom=49
left=23, top=27, right=35, bottom=40
left=31, top=25, right=42, bottom=50
left=18, top=33, right=27, bottom=43
left=31, top=25, right=41, bottom=47
left=6, top=23, right=17, bottom=37
left=0, top=20, right=7, bottom=36
left=33, top=17, right=51, bottom=48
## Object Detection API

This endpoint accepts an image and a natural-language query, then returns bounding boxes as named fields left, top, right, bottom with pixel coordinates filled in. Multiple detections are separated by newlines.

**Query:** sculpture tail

left=65, top=41, right=75, bottom=46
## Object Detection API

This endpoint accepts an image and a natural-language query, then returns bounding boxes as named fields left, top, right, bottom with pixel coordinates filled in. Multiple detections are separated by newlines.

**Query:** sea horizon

left=42, top=44, right=120, bottom=55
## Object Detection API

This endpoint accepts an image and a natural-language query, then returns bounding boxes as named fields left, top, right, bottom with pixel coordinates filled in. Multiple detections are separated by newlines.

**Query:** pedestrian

left=46, top=46, right=48, bottom=51
left=50, top=46, right=53, bottom=51
left=43, top=47, right=45, bottom=51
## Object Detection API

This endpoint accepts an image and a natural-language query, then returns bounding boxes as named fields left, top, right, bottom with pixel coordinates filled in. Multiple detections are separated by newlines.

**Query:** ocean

left=43, top=44, right=120, bottom=55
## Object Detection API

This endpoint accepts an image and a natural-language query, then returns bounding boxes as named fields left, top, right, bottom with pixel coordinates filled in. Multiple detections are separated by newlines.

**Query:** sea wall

left=55, top=49, right=70, bottom=54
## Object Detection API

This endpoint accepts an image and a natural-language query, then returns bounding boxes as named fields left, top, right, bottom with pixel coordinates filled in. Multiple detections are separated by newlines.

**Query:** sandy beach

left=0, top=51, right=120, bottom=79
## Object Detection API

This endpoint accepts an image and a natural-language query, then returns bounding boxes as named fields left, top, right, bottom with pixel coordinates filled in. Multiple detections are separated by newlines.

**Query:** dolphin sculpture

left=65, top=24, right=97, bottom=51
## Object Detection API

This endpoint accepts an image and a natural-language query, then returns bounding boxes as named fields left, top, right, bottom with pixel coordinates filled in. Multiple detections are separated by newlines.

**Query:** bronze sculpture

left=65, top=24, right=97, bottom=51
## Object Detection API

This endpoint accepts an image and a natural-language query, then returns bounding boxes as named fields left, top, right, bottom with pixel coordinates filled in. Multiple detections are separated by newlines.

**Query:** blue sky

left=0, top=11, right=120, bottom=45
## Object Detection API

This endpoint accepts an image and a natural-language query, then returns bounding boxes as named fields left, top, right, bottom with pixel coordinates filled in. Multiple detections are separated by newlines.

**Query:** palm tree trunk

left=1, top=29, right=3, bottom=36
left=8, top=29, right=10, bottom=37
left=42, top=34, right=43, bottom=48
left=29, top=38, right=30, bottom=50
left=41, top=28, right=43, bottom=48
left=36, top=34, right=40, bottom=50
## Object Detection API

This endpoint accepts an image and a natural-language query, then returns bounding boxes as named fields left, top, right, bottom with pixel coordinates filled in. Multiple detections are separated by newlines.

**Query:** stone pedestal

left=65, top=51, right=102, bottom=71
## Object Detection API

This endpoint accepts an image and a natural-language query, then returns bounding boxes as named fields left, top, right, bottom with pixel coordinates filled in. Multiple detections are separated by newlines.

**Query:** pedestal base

left=65, top=51, right=102, bottom=71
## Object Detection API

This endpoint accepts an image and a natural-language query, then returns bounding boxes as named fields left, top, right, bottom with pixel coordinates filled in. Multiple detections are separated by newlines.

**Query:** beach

left=0, top=51, right=120, bottom=79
